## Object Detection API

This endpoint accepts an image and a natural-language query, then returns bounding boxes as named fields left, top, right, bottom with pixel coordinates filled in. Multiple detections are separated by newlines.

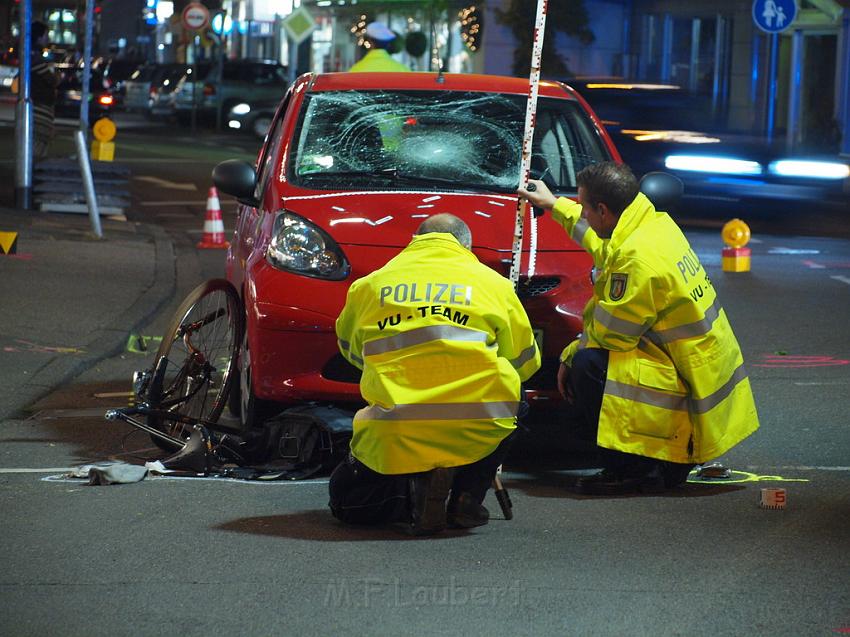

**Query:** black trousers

left=328, top=431, right=516, bottom=526
left=568, top=347, right=693, bottom=484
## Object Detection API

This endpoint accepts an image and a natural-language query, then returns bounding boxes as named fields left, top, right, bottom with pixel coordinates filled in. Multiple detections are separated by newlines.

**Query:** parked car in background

left=226, top=97, right=279, bottom=139
left=569, top=78, right=850, bottom=216
left=212, top=72, right=620, bottom=426
left=173, top=59, right=287, bottom=124
left=0, top=46, right=18, bottom=97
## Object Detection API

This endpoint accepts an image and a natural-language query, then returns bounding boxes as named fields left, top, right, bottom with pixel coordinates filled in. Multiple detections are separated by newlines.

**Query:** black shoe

left=447, top=492, right=490, bottom=529
left=408, top=467, right=455, bottom=536
left=575, top=466, right=665, bottom=495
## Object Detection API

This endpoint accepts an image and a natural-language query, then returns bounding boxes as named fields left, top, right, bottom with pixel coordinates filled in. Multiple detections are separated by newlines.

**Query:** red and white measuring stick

left=508, top=0, right=549, bottom=288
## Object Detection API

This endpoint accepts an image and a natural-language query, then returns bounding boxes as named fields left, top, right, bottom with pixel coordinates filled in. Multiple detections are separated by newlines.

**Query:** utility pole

left=14, top=0, right=33, bottom=209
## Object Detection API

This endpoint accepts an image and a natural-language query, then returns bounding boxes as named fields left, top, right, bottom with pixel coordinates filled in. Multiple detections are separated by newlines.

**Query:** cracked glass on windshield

left=289, top=90, right=609, bottom=192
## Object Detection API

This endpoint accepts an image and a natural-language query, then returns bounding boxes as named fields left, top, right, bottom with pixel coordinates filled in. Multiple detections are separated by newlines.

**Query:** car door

left=230, top=88, right=293, bottom=288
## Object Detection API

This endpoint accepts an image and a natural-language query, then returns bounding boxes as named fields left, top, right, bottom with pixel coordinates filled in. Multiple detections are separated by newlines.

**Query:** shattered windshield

left=289, top=90, right=609, bottom=193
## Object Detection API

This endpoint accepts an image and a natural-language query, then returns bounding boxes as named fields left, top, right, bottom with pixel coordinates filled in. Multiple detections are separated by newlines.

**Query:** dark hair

left=31, top=21, right=48, bottom=44
left=577, top=162, right=639, bottom=216
left=416, top=213, right=472, bottom=249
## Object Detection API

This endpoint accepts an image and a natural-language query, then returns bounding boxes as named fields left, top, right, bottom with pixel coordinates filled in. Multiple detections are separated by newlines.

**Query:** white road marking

left=747, top=465, right=850, bottom=472
left=1, top=467, right=75, bottom=474
left=769, top=247, right=820, bottom=255
left=139, top=200, right=211, bottom=207
left=40, top=474, right=330, bottom=485
left=133, top=176, right=198, bottom=191
left=830, top=275, right=850, bottom=286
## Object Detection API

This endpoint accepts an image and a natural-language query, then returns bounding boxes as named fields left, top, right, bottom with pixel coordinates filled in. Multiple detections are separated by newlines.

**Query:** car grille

left=516, top=277, right=560, bottom=298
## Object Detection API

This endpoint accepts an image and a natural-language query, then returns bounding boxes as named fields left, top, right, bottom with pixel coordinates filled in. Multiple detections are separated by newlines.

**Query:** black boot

left=447, top=492, right=490, bottom=528
left=407, top=467, right=455, bottom=536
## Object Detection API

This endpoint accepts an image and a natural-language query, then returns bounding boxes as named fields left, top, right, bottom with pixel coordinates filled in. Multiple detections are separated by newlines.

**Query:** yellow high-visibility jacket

left=336, top=233, right=541, bottom=474
left=349, top=49, right=411, bottom=73
left=552, top=193, right=759, bottom=463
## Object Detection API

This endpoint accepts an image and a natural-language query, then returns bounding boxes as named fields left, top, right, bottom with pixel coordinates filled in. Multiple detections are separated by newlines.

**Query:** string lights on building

left=459, top=5, right=481, bottom=52
left=350, top=14, right=369, bottom=48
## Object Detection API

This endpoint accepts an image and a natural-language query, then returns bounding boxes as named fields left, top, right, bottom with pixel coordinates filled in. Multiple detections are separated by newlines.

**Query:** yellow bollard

left=721, top=219, right=752, bottom=272
left=91, top=117, right=116, bottom=162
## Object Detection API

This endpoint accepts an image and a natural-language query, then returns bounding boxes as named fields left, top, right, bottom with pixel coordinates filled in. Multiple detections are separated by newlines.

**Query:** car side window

left=532, top=100, right=608, bottom=190
left=253, top=90, right=292, bottom=203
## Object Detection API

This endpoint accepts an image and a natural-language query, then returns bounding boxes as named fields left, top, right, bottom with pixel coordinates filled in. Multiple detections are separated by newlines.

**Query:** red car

left=213, top=72, right=620, bottom=427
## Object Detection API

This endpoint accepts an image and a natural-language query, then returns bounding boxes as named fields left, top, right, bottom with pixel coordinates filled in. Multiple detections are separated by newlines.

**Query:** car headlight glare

left=231, top=102, right=251, bottom=115
left=266, top=212, right=350, bottom=280
left=769, top=160, right=850, bottom=180
left=664, top=155, right=762, bottom=175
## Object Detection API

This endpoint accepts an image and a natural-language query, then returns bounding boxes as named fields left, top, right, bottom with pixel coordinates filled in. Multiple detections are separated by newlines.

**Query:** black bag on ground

left=240, top=404, right=354, bottom=480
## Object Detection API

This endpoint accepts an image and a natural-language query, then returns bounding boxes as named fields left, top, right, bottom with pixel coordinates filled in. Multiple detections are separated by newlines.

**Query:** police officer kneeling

left=519, top=162, right=760, bottom=495
left=330, top=214, right=541, bottom=534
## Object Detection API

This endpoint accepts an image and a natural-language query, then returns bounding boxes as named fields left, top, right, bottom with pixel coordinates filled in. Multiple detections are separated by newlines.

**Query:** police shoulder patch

left=609, top=273, right=628, bottom=301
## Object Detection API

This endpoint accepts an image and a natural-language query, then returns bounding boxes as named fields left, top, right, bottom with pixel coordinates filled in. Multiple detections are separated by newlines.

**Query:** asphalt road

left=1, top=113, right=849, bottom=636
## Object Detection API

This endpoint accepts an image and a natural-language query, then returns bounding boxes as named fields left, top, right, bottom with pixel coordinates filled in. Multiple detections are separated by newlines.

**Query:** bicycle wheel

left=146, top=279, right=243, bottom=450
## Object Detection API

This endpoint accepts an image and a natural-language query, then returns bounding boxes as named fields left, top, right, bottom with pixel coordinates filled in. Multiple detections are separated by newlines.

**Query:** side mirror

left=212, top=160, right=258, bottom=207
left=640, top=171, right=684, bottom=214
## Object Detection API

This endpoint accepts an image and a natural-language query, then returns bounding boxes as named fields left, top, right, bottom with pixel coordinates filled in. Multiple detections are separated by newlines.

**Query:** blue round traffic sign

left=752, top=0, right=797, bottom=33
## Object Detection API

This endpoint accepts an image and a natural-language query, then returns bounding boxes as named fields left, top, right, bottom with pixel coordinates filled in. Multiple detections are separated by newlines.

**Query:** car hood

left=281, top=191, right=579, bottom=251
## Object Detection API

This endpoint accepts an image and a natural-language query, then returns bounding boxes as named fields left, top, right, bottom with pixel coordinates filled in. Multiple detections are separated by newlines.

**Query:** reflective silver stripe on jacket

left=648, top=298, right=723, bottom=345
left=605, top=363, right=749, bottom=415
left=358, top=401, right=519, bottom=421
left=690, top=363, right=749, bottom=414
left=362, top=325, right=490, bottom=356
left=573, top=218, right=590, bottom=245
left=605, top=379, right=688, bottom=412
left=510, top=343, right=538, bottom=369
left=337, top=338, right=363, bottom=366
left=593, top=304, right=647, bottom=337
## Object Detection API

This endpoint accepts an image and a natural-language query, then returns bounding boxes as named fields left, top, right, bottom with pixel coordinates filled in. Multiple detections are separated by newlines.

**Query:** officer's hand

left=518, top=179, right=557, bottom=211
left=557, top=362, right=574, bottom=404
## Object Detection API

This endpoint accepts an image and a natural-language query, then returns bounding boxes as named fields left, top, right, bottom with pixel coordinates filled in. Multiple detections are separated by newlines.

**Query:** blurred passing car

left=571, top=79, right=850, bottom=215
left=149, top=64, right=208, bottom=119
left=173, top=59, right=287, bottom=124
left=54, top=63, right=115, bottom=118
left=124, top=62, right=186, bottom=115
left=213, top=72, right=620, bottom=426
left=226, top=97, right=279, bottom=139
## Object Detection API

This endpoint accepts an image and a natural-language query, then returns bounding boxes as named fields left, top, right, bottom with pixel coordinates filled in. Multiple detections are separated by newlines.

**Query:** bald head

left=415, top=213, right=472, bottom=249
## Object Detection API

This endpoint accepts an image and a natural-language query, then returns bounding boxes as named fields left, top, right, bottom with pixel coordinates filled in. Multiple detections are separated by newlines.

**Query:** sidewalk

left=0, top=204, right=175, bottom=421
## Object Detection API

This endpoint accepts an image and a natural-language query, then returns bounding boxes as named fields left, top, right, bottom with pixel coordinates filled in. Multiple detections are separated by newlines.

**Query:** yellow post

left=721, top=219, right=752, bottom=272
left=91, top=117, right=117, bottom=162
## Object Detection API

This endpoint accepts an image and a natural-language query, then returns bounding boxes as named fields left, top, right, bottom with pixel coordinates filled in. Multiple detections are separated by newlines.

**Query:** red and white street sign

left=182, top=3, right=210, bottom=31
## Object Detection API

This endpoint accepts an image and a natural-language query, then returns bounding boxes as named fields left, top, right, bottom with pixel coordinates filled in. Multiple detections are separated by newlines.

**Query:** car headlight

left=266, top=212, right=350, bottom=280
left=231, top=102, right=250, bottom=115
left=664, top=154, right=762, bottom=175
left=768, top=160, right=850, bottom=180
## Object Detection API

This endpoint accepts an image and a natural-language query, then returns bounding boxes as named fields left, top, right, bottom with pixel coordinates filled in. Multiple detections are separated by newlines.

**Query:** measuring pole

left=495, top=0, right=549, bottom=523
left=508, top=0, right=548, bottom=287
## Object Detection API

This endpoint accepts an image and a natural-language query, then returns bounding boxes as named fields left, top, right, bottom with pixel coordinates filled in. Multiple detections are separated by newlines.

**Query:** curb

left=3, top=223, right=176, bottom=421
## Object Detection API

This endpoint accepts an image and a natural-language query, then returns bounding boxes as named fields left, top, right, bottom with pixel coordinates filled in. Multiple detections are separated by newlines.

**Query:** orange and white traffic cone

left=197, top=187, right=230, bottom=250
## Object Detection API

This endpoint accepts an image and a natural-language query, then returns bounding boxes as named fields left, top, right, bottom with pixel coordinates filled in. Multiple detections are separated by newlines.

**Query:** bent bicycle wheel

left=146, top=279, right=243, bottom=451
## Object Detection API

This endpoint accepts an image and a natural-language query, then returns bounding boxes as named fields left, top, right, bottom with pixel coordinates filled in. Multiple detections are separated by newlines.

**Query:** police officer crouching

left=330, top=214, right=541, bottom=534
left=519, top=162, right=760, bottom=495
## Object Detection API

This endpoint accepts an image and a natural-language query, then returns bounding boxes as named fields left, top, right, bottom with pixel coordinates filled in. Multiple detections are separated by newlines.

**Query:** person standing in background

left=349, top=22, right=410, bottom=73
